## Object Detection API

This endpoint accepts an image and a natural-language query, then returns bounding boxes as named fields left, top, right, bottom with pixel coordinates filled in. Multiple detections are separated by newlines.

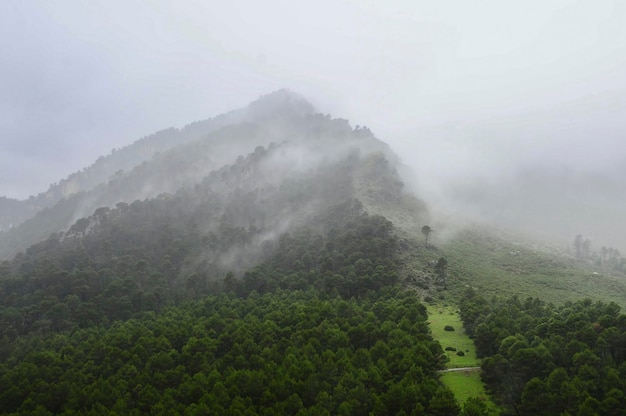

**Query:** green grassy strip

left=441, top=372, right=499, bottom=415
left=427, top=304, right=500, bottom=414
left=427, top=304, right=479, bottom=368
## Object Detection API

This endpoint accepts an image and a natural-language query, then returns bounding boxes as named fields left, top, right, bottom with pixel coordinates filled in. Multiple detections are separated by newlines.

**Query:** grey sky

left=1, top=0, right=625, bottom=202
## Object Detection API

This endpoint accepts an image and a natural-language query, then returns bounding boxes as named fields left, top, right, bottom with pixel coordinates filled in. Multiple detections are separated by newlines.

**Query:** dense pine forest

left=1, top=289, right=459, bottom=415
left=0, top=196, right=463, bottom=414
left=460, top=290, right=626, bottom=415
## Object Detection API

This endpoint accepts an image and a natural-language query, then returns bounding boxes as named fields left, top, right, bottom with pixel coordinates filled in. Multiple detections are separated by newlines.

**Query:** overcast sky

left=2, top=0, right=625, bottom=201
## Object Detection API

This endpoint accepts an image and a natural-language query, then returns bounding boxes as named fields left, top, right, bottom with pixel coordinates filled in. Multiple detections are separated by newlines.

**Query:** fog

left=2, top=1, right=625, bottom=249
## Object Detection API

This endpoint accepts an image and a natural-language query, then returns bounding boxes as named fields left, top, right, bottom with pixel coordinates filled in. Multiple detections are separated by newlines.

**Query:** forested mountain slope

left=0, top=90, right=429, bottom=341
left=0, top=91, right=398, bottom=261
left=0, top=92, right=471, bottom=414
left=4, top=90, right=626, bottom=414
left=0, top=140, right=408, bottom=332
left=0, top=90, right=313, bottom=233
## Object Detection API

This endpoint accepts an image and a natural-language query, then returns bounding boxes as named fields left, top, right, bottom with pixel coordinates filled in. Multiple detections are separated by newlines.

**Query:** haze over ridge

left=2, top=1, right=625, bottom=251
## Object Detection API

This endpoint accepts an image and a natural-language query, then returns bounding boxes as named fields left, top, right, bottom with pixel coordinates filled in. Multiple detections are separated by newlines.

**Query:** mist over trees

left=0, top=91, right=396, bottom=261
left=572, top=234, right=625, bottom=274
left=2, top=89, right=625, bottom=414
left=0, top=92, right=470, bottom=414
left=0, top=90, right=314, bottom=233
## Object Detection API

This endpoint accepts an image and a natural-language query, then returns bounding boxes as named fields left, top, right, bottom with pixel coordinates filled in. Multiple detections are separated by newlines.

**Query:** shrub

left=444, top=325, right=455, bottom=331
left=445, top=346, right=457, bottom=351
left=415, top=281, right=429, bottom=289
left=456, top=350, right=465, bottom=356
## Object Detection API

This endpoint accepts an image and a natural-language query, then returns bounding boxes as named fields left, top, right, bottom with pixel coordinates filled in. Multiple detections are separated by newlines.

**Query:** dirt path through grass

left=439, top=367, right=481, bottom=373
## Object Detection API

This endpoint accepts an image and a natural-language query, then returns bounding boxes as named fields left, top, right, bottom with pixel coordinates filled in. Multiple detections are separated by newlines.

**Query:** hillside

left=2, top=91, right=626, bottom=415
left=0, top=91, right=372, bottom=260
left=397, top=225, right=626, bottom=310
left=0, top=92, right=476, bottom=414
left=0, top=90, right=312, bottom=231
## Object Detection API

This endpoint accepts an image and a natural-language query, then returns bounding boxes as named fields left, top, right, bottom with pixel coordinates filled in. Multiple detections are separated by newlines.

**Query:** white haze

left=1, top=0, right=625, bottom=250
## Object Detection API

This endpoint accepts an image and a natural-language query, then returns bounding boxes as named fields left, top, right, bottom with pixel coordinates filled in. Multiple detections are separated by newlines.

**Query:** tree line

left=0, top=193, right=471, bottom=414
left=460, top=288, right=626, bottom=415
left=0, top=289, right=459, bottom=415
left=573, top=234, right=625, bottom=274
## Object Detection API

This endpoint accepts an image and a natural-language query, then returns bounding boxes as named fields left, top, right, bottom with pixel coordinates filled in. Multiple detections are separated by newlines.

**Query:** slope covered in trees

left=459, top=290, right=626, bottom=415
left=0, top=195, right=464, bottom=413
left=0, top=289, right=457, bottom=415
left=0, top=91, right=339, bottom=260
left=0, top=196, right=400, bottom=339
left=12, top=89, right=626, bottom=414
left=0, top=168, right=461, bottom=413
left=0, top=92, right=470, bottom=413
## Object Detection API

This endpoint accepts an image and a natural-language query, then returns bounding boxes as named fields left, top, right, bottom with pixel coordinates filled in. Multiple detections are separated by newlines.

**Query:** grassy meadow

left=427, top=304, right=500, bottom=414
left=427, top=304, right=478, bottom=368
left=437, top=229, right=626, bottom=308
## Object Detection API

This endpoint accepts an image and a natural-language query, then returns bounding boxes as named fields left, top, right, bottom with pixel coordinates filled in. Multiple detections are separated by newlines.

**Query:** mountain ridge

left=0, top=90, right=313, bottom=231
left=1, top=90, right=385, bottom=260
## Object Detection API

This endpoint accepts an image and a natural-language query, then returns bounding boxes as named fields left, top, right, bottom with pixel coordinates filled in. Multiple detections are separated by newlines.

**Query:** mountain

left=2, top=91, right=626, bottom=415
left=0, top=91, right=330, bottom=260
left=0, top=90, right=314, bottom=232
left=0, top=91, right=469, bottom=414
left=0, top=90, right=427, bottom=323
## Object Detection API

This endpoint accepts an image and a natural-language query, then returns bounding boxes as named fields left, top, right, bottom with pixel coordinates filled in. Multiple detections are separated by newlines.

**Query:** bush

left=444, top=325, right=455, bottom=331
left=445, top=346, right=457, bottom=351
left=456, top=350, right=465, bottom=356
left=415, top=281, right=429, bottom=289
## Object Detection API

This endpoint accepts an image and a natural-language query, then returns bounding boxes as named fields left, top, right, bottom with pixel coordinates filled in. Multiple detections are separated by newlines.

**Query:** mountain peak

left=246, top=89, right=315, bottom=121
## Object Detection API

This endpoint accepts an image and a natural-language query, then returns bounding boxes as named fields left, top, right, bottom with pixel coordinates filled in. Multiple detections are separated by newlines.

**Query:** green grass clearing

left=441, top=371, right=499, bottom=415
left=427, top=304, right=478, bottom=368
left=442, top=229, right=626, bottom=308
left=427, top=304, right=500, bottom=413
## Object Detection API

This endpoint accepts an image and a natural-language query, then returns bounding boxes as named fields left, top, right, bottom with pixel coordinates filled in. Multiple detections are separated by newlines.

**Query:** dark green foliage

left=0, top=289, right=454, bottom=415
left=0, top=154, right=453, bottom=414
left=0, top=198, right=398, bottom=341
left=444, top=325, right=455, bottom=332
left=235, top=209, right=398, bottom=299
left=456, top=350, right=465, bottom=356
left=461, top=397, right=489, bottom=416
left=459, top=290, right=626, bottom=415
left=0, top=99, right=447, bottom=413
